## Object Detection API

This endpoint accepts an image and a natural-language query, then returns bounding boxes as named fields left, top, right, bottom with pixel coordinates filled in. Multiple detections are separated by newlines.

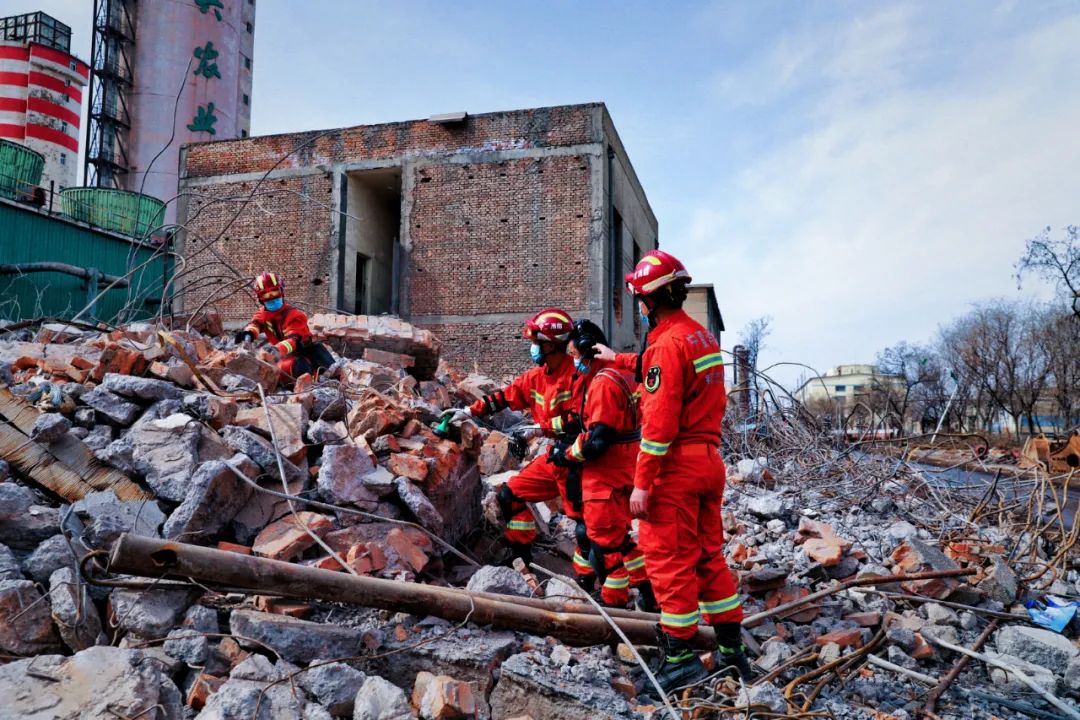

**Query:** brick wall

left=180, top=173, right=335, bottom=320
left=182, top=105, right=599, bottom=178
left=177, top=104, right=636, bottom=380
left=408, top=155, right=591, bottom=316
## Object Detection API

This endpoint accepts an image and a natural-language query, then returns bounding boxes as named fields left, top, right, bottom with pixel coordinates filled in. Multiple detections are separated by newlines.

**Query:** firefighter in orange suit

left=548, top=319, right=658, bottom=610
left=235, top=272, right=334, bottom=385
left=596, top=250, right=751, bottom=690
left=439, top=309, right=595, bottom=589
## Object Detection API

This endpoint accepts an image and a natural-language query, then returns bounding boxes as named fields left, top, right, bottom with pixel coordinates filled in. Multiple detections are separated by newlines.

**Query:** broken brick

left=186, top=672, right=225, bottom=709
left=388, top=452, right=429, bottom=482
left=252, top=512, right=335, bottom=561
left=765, top=584, right=820, bottom=623
left=804, top=536, right=850, bottom=567
left=815, top=628, right=866, bottom=649
left=385, top=527, right=428, bottom=573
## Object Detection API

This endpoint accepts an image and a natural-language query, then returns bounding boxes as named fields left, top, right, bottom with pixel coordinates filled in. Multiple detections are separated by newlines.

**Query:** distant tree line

left=805, top=227, right=1079, bottom=438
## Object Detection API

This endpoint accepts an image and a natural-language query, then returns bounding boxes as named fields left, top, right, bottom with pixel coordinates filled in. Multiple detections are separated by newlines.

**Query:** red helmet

left=524, top=308, right=573, bottom=342
left=625, top=250, right=692, bottom=297
left=253, top=271, right=284, bottom=303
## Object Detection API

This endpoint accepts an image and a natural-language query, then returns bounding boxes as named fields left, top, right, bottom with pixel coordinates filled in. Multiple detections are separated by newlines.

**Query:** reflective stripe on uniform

left=279, top=339, right=295, bottom=355
left=660, top=609, right=700, bottom=628
left=573, top=551, right=592, bottom=570
left=530, top=389, right=545, bottom=405
left=549, top=391, right=572, bottom=409
left=603, top=574, right=630, bottom=590
left=507, top=520, right=537, bottom=531
left=640, top=438, right=671, bottom=457
left=551, top=416, right=564, bottom=433
left=624, top=554, right=646, bottom=571
left=693, top=352, right=724, bottom=373
left=700, top=594, right=741, bottom=615
left=567, top=436, right=585, bottom=462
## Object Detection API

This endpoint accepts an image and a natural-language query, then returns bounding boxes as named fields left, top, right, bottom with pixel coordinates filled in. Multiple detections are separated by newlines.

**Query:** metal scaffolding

left=84, top=0, right=136, bottom=189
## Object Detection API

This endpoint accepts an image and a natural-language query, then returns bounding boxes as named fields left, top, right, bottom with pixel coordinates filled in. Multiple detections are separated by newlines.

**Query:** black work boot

left=635, top=580, right=660, bottom=613
left=575, top=573, right=596, bottom=594
left=651, top=626, right=708, bottom=693
left=713, top=622, right=754, bottom=681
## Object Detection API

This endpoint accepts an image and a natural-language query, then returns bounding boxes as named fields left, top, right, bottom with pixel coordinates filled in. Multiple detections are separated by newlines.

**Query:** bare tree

left=1016, top=225, right=1080, bottom=320
left=871, top=342, right=939, bottom=434
left=940, top=301, right=1050, bottom=435
left=738, top=316, right=772, bottom=374
left=1034, top=305, right=1080, bottom=432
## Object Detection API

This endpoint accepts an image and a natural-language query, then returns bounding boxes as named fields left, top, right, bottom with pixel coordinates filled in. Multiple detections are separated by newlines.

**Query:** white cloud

left=687, top=7, right=1077, bottom=386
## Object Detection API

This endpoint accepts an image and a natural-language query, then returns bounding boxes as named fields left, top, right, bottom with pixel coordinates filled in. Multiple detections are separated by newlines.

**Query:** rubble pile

left=0, top=315, right=1078, bottom=718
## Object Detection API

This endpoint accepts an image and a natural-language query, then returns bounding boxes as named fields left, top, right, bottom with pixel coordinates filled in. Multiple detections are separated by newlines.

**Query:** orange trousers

left=583, top=443, right=647, bottom=605
left=503, top=452, right=592, bottom=580
left=638, top=444, right=742, bottom=639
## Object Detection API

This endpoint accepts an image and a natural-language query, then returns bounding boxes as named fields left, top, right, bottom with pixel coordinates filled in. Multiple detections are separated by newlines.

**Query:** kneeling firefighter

left=438, top=309, right=595, bottom=589
left=235, top=272, right=335, bottom=385
left=549, top=319, right=658, bottom=611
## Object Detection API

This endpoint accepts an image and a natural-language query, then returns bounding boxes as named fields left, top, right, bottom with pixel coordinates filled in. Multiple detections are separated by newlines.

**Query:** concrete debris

left=297, top=661, right=367, bottom=716
left=30, top=412, right=71, bottom=443
left=230, top=609, right=373, bottom=664
left=3, top=314, right=1078, bottom=720
left=465, top=565, right=532, bottom=597
left=0, top=646, right=183, bottom=720
left=0, top=579, right=62, bottom=655
left=48, top=566, right=106, bottom=651
left=353, top=674, right=415, bottom=720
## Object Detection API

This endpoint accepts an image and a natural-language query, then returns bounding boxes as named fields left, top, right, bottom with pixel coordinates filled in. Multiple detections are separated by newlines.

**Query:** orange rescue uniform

left=473, top=356, right=593, bottom=580
left=565, top=363, right=648, bottom=605
left=244, top=303, right=314, bottom=380
left=615, top=309, right=741, bottom=639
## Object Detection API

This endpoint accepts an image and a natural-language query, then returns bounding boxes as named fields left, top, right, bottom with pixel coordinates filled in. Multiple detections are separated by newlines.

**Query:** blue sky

left=18, top=1, right=1079, bottom=385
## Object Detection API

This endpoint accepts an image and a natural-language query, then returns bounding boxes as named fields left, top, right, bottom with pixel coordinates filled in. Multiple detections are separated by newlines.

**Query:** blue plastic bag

left=1026, top=596, right=1079, bottom=633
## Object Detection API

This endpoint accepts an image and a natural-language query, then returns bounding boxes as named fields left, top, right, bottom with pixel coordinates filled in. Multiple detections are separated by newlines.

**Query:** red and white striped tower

left=0, top=16, right=88, bottom=191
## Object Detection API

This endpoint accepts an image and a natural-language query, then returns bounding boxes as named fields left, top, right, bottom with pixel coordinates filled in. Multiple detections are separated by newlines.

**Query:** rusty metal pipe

left=107, top=534, right=718, bottom=649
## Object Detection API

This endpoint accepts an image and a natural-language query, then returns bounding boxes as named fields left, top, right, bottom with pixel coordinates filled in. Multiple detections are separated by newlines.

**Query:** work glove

left=547, top=441, right=572, bottom=467
left=234, top=329, right=255, bottom=344
left=439, top=407, right=473, bottom=424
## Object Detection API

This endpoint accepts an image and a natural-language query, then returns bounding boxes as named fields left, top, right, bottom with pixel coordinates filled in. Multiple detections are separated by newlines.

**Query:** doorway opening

left=343, top=168, right=401, bottom=315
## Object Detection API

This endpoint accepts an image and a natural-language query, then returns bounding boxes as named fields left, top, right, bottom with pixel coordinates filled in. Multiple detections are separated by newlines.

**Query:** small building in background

left=0, top=11, right=88, bottom=192
left=685, top=283, right=725, bottom=344
left=176, top=103, right=659, bottom=378
left=793, top=364, right=900, bottom=405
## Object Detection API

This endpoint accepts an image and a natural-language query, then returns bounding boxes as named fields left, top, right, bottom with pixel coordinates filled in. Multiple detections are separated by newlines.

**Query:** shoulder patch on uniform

left=644, top=365, right=661, bottom=393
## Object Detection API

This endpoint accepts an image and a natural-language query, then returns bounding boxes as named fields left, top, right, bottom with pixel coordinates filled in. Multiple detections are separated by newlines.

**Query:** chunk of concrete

left=737, top=680, right=787, bottom=714
left=994, top=625, right=1080, bottom=674
left=395, top=478, right=444, bottom=534
left=0, top=543, right=22, bottom=581
left=223, top=426, right=305, bottom=483
left=318, top=444, right=380, bottom=508
left=465, top=565, right=531, bottom=597
left=745, top=493, right=790, bottom=520
left=488, top=650, right=633, bottom=720
left=110, top=586, right=198, bottom=638
left=22, top=534, right=76, bottom=584
left=126, top=413, right=203, bottom=502
left=0, top=579, right=62, bottom=655
left=81, top=387, right=140, bottom=426
left=230, top=609, right=372, bottom=664
left=103, top=373, right=184, bottom=402
left=353, top=675, right=415, bottom=720
left=197, top=677, right=306, bottom=720
left=73, top=489, right=165, bottom=547
left=986, top=649, right=1059, bottom=694
left=49, top=566, right=106, bottom=652
left=0, top=646, right=183, bottom=720
left=297, top=661, right=366, bottom=716
left=163, top=459, right=255, bottom=544
left=30, top=412, right=71, bottom=443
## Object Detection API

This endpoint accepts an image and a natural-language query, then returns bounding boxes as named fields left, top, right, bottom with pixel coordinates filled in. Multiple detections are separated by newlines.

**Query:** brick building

left=176, top=103, right=657, bottom=378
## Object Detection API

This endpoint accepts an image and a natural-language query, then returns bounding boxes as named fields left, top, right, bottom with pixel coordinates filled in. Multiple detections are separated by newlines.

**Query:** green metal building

left=0, top=196, right=168, bottom=323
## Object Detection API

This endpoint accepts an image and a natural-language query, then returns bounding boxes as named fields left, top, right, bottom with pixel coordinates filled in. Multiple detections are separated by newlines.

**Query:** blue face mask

left=574, top=357, right=591, bottom=374
left=264, top=298, right=284, bottom=312
left=529, top=343, right=544, bottom=365
left=639, top=304, right=651, bottom=328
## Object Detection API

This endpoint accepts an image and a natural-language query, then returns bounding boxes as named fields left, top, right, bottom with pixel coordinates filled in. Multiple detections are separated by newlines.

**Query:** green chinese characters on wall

left=187, top=102, right=218, bottom=135
left=194, top=0, right=224, bottom=21
left=188, top=0, right=225, bottom=135
left=193, top=41, right=221, bottom=79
